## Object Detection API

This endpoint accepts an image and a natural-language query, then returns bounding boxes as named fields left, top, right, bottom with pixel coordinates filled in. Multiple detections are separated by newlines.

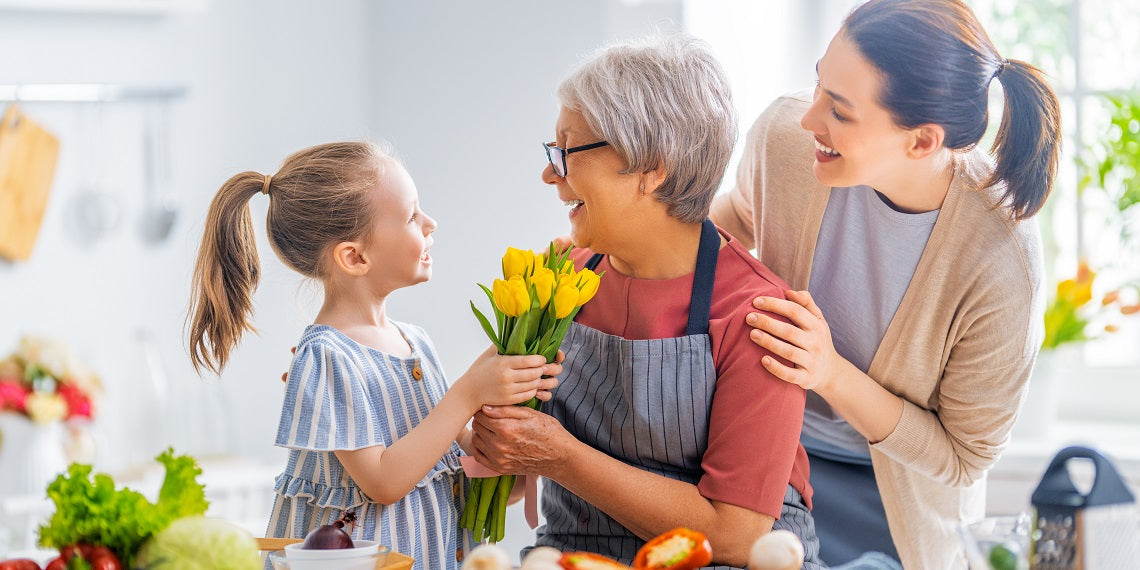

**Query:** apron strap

left=581, top=218, right=720, bottom=336
left=686, top=218, right=719, bottom=336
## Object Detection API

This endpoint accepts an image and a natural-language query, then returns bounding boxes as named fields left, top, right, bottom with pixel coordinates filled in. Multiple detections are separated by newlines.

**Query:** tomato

left=632, top=528, right=713, bottom=570
left=558, top=551, right=631, bottom=569
left=44, top=546, right=121, bottom=570
left=0, top=559, right=43, bottom=570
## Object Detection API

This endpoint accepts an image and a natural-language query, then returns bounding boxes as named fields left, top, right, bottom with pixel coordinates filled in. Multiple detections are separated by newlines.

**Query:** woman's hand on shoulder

left=454, top=346, right=561, bottom=413
left=745, top=290, right=847, bottom=393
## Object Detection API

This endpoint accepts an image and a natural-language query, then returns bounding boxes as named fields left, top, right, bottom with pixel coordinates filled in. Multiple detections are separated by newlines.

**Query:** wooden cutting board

left=0, top=105, right=60, bottom=261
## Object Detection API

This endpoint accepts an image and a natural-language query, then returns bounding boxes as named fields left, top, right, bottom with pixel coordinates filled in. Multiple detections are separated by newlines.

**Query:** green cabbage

left=135, top=516, right=261, bottom=570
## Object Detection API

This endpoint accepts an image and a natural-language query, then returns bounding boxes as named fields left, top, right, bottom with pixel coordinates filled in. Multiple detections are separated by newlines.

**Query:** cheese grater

left=1029, top=445, right=1140, bottom=569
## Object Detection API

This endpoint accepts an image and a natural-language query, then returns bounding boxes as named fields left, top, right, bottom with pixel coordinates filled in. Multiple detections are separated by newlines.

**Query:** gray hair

left=557, top=33, right=737, bottom=223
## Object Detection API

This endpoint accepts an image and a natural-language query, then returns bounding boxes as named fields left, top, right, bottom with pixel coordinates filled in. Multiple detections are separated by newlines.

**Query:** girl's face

left=801, top=31, right=916, bottom=189
left=363, top=158, right=437, bottom=290
left=541, top=106, right=640, bottom=253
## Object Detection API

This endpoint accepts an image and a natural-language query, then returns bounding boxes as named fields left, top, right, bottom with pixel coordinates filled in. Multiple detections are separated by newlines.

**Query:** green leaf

left=471, top=302, right=504, bottom=352
left=37, top=449, right=209, bottom=568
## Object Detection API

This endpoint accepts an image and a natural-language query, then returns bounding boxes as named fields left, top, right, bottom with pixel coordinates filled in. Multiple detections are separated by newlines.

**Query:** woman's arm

left=471, top=406, right=772, bottom=568
left=747, top=288, right=1037, bottom=486
left=746, top=291, right=904, bottom=443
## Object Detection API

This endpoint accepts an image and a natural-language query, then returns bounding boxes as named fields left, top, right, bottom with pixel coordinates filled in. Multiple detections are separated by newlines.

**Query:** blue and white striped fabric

left=265, top=323, right=472, bottom=570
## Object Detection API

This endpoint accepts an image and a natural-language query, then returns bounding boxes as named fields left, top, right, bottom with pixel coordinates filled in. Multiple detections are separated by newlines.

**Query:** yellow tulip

left=575, top=269, right=601, bottom=306
left=527, top=267, right=556, bottom=308
left=493, top=276, right=531, bottom=317
left=552, top=283, right=579, bottom=319
left=1076, top=260, right=1093, bottom=284
left=1056, top=279, right=1077, bottom=304
left=502, top=247, right=535, bottom=279
left=1073, top=279, right=1094, bottom=307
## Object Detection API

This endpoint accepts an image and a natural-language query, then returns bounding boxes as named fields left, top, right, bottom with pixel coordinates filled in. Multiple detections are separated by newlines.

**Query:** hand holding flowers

left=461, top=243, right=601, bottom=543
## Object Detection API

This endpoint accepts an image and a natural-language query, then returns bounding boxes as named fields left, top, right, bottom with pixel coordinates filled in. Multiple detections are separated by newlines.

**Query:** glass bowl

left=959, top=513, right=1031, bottom=570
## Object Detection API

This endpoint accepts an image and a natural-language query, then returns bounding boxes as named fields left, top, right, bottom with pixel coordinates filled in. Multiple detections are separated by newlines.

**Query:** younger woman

left=186, top=142, right=560, bottom=569
left=712, top=0, right=1061, bottom=567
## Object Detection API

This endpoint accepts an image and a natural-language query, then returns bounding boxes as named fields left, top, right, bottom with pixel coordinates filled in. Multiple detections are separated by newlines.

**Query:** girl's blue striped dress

left=265, top=323, right=473, bottom=570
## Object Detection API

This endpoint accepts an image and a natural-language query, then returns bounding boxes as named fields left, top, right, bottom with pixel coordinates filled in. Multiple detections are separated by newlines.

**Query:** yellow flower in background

left=492, top=276, right=530, bottom=317
left=527, top=267, right=556, bottom=308
left=575, top=268, right=601, bottom=306
left=1043, top=259, right=1140, bottom=350
left=502, top=247, right=537, bottom=279
left=552, top=283, right=580, bottom=319
left=25, top=391, right=68, bottom=424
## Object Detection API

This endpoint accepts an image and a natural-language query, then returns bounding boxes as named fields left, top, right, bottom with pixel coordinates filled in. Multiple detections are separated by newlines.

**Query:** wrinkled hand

left=745, top=290, right=845, bottom=392
left=470, top=404, right=571, bottom=477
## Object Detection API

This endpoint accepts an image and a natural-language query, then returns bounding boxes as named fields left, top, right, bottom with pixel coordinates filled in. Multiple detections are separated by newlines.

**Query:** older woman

left=470, top=35, right=822, bottom=569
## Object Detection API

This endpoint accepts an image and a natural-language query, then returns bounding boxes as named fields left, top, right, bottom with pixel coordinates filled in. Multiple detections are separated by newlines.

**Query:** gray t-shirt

left=802, top=185, right=939, bottom=461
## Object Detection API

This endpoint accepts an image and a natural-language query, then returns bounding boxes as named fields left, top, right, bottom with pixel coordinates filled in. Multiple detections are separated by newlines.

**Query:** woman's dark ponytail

left=844, top=0, right=1062, bottom=221
left=989, top=59, right=1062, bottom=220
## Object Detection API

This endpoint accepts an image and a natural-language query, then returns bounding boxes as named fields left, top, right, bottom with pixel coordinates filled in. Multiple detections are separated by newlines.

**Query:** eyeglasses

left=543, top=141, right=609, bottom=177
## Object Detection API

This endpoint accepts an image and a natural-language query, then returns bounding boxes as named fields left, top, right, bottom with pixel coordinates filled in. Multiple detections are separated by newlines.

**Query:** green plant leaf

left=471, top=302, right=504, bottom=352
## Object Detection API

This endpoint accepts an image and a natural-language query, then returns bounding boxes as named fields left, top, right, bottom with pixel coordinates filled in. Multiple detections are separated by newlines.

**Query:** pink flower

left=57, top=383, right=93, bottom=419
left=0, top=380, right=30, bottom=413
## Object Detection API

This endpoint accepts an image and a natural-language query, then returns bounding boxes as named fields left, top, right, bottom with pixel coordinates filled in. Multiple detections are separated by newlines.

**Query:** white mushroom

left=749, top=529, right=805, bottom=570
left=461, top=543, right=512, bottom=570
left=520, top=546, right=564, bottom=569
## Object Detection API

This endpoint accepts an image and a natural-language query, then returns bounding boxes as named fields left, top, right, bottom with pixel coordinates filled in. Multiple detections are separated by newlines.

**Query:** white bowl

left=284, top=539, right=381, bottom=559
left=271, top=543, right=389, bottom=570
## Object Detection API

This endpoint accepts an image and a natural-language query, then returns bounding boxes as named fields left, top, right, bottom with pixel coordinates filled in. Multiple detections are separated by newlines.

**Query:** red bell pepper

left=559, top=551, right=632, bottom=569
left=632, top=527, right=713, bottom=570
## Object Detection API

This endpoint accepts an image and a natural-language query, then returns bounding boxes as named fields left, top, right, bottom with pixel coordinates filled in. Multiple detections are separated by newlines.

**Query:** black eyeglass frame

left=543, top=141, right=609, bottom=177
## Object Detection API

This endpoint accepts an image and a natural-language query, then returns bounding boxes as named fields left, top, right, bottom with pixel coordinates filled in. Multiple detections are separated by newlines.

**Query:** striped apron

left=535, top=220, right=822, bottom=569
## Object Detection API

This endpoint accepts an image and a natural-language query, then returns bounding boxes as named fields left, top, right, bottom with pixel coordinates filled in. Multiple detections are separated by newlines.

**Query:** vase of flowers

left=0, top=335, right=102, bottom=496
left=1014, top=262, right=1140, bottom=438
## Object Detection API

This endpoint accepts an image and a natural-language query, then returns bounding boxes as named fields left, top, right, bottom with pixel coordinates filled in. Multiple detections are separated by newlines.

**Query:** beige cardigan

left=710, top=93, right=1044, bottom=569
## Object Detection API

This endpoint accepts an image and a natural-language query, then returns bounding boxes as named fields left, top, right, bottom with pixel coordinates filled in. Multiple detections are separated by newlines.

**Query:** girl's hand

left=745, top=290, right=845, bottom=392
left=534, top=349, right=566, bottom=403
left=456, top=346, right=561, bottom=412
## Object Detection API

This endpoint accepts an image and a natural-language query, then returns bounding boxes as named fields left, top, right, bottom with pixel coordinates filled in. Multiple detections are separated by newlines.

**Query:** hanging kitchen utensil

left=0, top=104, right=61, bottom=261
left=1029, top=445, right=1140, bottom=569
left=66, top=101, right=122, bottom=245
left=138, top=101, right=177, bottom=243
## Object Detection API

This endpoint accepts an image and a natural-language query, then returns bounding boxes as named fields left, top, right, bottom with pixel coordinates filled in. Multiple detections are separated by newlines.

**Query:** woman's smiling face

left=800, top=31, right=916, bottom=190
left=542, top=106, right=640, bottom=253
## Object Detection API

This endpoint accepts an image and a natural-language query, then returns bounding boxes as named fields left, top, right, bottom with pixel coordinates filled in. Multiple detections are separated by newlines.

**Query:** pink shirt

left=570, top=230, right=812, bottom=517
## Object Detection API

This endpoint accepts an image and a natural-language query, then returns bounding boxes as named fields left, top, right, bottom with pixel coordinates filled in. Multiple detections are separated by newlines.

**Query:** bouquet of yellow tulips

left=460, top=243, right=602, bottom=543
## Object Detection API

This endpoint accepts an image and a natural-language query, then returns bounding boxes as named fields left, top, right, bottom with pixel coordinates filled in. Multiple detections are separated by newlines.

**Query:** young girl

left=186, top=141, right=560, bottom=570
